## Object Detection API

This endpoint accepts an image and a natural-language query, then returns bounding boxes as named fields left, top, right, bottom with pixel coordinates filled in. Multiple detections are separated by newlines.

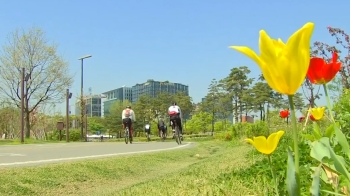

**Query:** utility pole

left=66, top=89, right=72, bottom=142
left=20, top=68, right=25, bottom=143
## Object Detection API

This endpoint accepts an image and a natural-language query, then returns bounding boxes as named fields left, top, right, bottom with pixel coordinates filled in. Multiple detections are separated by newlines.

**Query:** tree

left=0, top=27, right=73, bottom=138
left=88, top=116, right=105, bottom=134
left=185, top=111, right=212, bottom=134
left=220, top=66, right=254, bottom=122
left=301, top=78, right=321, bottom=108
left=104, top=100, right=132, bottom=137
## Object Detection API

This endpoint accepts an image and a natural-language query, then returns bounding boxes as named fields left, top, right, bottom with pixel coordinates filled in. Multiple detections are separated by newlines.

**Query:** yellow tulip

left=309, top=107, right=325, bottom=120
left=229, top=22, right=315, bottom=95
left=245, top=131, right=285, bottom=155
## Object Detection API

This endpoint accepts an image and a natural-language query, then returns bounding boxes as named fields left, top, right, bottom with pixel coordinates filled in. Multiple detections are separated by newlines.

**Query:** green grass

left=0, top=140, right=262, bottom=196
left=0, top=138, right=67, bottom=145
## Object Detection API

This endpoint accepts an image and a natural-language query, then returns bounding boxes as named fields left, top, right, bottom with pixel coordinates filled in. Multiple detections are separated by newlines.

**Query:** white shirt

left=122, top=109, right=136, bottom=121
left=168, top=105, right=183, bottom=119
left=145, top=124, right=150, bottom=129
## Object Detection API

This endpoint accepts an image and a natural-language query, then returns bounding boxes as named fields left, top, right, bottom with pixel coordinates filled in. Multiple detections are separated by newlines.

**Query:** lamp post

left=20, top=68, right=30, bottom=143
left=66, top=89, right=72, bottom=142
left=78, top=55, right=92, bottom=142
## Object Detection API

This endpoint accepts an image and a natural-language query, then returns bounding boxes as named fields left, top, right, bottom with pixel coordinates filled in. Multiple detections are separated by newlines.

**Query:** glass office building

left=131, top=79, right=189, bottom=103
left=75, top=95, right=102, bottom=117
left=102, top=87, right=132, bottom=115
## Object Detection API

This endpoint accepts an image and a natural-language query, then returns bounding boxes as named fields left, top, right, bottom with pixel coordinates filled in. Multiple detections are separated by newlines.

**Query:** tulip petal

left=258, top=31, right=286, bottom=94
left=229, top=46, right=263, bottom=67
left=259, top=30, right=277, bottom=63
left=323, top=62, right=342, bottom=83
left=307, top=57, right=326, bottom=84
left=309, top=107, right=325, bottom=120
left=266, top=131, right=285, bottom=154
left=284, top=22, right=315, bottom=94
left=251, top=136, right=269, bottom=154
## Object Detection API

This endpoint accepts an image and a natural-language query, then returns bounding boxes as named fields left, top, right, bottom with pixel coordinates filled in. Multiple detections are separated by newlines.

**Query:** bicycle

left=160, top=128, right=167, bottom=142
left=124, top=122, right=132, bottom=144
left=171, top=119, right=181, bottom=145
left=145, top=131, right=151, bottom=142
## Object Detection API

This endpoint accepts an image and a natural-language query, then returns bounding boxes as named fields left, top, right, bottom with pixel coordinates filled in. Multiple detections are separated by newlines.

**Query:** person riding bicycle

left=122, top=106, right=136, bottom=139
left=158, top=118, right=166, bottom=137
left=168, top=102, right=183, bottom=136
left=144, top=122, right=151, bottom=136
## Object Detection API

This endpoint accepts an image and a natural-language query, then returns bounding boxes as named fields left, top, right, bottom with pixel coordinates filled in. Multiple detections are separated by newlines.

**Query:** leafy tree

left=0, top=27, right=73, bottom=138
left=133, top=95, right=154, bottom=130
left=185, top=111, right=212, bottom=134
left=220, top=66, right=254, bottom=122
left=88, top=116, right=105, bottom=134
left=104, top=100, right=132, bottom=136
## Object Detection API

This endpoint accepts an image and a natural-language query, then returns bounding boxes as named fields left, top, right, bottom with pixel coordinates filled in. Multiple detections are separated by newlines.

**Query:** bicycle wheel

left=175, top=125, right=181, bottom=145
left=161, top=131, right=165, bottom=142
left=129, top=129, right=132, bottom=144
left=125, top=128, right=129, bottom=144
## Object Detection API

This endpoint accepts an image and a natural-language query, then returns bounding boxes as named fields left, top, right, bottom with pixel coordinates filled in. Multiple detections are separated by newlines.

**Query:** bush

left=47, top=129, right=81, bottom=141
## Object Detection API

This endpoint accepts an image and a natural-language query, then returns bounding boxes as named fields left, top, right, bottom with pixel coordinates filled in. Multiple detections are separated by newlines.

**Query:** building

left=75, top=95, right=102, bottom=117
left=131, top=79, right=189, bottom=103
left=102, top=86, right=132, bottom=115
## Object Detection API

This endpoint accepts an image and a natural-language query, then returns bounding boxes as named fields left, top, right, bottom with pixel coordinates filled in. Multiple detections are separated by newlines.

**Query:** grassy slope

left=0, top=140, right=261, bottom=196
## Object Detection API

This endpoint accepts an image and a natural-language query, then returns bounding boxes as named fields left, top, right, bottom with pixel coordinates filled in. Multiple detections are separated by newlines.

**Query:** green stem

left=287, top=95, right=300, bottom=188
left=268, top=155, right=280, bottom=196
left=323, top=84, right=335, bottom=122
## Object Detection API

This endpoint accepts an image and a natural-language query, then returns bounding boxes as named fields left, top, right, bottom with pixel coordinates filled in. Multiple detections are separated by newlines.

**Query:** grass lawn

left=0, top=139, right=67, bottom=145
left=0, top=140, right=263, bottom=196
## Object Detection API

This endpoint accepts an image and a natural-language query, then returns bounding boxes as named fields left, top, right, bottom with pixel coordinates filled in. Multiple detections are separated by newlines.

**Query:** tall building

left=75, top=95, right=102, bottom=117
left=131, top=79, right=189, bottom=103
left=102, top=86, right=132, bottom=115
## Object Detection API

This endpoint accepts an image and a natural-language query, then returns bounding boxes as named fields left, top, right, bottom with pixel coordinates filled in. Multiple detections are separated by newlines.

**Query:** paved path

left=0, top=141, right=194, bottom=168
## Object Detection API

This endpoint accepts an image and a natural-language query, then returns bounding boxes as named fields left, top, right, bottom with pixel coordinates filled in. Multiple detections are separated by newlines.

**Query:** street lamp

left=66, top=89, right=72, bottom=142
left=78, top=55, right=92, bottom=142
left=20, top=68, right=30, bottom=143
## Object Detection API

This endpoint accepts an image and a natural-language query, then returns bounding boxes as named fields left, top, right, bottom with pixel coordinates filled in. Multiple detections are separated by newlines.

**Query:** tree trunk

left=25, top=111, right=31, bottom=138
left=234, top=100, right=238, bottom=123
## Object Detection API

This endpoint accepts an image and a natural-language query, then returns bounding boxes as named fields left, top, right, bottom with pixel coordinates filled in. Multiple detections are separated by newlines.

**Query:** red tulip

left=298, top=116, right=305, bottom=123
left=310, top=114, right=316, bottom=121
left=280, top=110, right=289, bottom=118
left=307, top=52, right=342, bottom=84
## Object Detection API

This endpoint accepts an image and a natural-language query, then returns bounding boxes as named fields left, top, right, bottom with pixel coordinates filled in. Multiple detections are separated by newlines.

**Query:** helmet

left=172, top=102, right=177, bottom=106
left=126, top=105, right=131, bottom=109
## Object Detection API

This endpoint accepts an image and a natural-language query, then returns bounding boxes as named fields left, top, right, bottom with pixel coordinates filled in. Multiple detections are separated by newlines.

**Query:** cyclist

left=122, top=106, right=136, bottom=140
left=168, top=102, right=183, bottom=136
left=158, top=118, right=166, bottom=137
left=144, top=122, right=151, bottom=137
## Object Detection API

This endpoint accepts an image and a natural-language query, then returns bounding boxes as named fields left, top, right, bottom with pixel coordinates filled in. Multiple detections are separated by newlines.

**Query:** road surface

left=0, top=141, right=194, bottom=168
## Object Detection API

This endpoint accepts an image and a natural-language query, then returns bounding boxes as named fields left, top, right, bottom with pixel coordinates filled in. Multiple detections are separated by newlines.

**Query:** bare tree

left=0, top=27, right=73, bottom=138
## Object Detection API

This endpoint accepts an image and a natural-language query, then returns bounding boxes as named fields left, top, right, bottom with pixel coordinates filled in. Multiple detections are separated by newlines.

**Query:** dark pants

left=122, top=118, right=133, bottom=136
left=170, top=114, right=182, bottom=134
left=159, top=126, right=166, bottom=136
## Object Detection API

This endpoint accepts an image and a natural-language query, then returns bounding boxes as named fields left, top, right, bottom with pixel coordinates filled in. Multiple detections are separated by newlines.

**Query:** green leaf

left=319, top=137, right=350, bottom=181
left=310, top=163, right=322, bottom=196
left=301, top=134, right=315, bottom=142
left=313, top=122, right=322, bottom=140
left=334, top=124, right=350, bottom=159
left=325, top=124, right=335, bottom=138
left=320, top=190, right=346, bottom=196
left=310, top=139, right=331, bottom=163
left=286, top=147, right=300, bottom=196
